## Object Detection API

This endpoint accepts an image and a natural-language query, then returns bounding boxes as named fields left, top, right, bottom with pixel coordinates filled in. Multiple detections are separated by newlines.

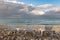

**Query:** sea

left=0, top=18, right=60, bottom=25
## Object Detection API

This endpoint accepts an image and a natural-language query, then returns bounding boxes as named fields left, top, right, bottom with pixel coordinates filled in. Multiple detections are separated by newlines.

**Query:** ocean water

left=0, top=18, right=60, bottom=25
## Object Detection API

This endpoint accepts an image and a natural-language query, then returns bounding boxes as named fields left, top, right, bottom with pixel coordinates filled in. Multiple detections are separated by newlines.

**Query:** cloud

left=36, top=4, right=53, bottom=10
left=30, top=10, right=45, bottom=15
left=0, top=1, right=60, bottom=18
left=53, top=7, right=60, bottom=12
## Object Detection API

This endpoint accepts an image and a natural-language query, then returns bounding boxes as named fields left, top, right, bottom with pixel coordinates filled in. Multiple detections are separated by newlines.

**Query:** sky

left=0, top=0, right=60, bottom=18
left=17, top=0, right=60, bottom=6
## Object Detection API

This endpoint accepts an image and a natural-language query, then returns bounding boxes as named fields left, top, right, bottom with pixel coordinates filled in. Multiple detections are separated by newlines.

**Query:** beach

left=0, top=24, right=60, bottom=40
left=0, top=0, right=60, bottom=40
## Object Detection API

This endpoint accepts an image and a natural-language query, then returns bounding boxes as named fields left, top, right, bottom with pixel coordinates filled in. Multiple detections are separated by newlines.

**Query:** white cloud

left=4, top=0, right=25, bottom=4
left=31, top=10, right=45, bottom=15
left=53, top=7, right=60, bottom=12
left=37, top=4, right=53, bottom=9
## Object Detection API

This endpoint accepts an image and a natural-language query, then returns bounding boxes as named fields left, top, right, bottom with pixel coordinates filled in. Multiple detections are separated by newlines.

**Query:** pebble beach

left=0, top=25, right=60, bottom=40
